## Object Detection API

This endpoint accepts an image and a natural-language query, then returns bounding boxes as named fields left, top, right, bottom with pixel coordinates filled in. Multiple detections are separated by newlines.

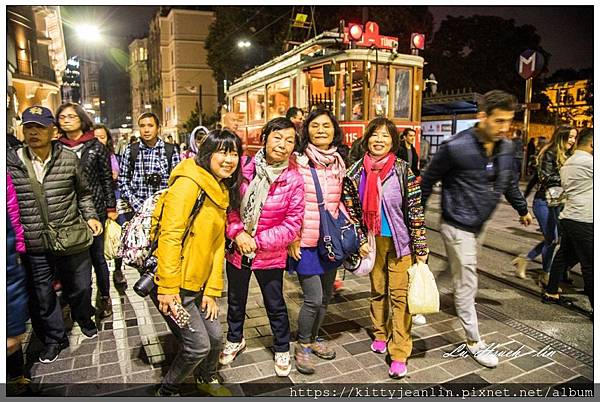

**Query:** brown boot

left=511, top=255, right=529, bottom=279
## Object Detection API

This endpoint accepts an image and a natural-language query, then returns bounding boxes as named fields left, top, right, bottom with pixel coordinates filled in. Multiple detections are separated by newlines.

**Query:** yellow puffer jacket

left=153, top=158, right=229, bottom=297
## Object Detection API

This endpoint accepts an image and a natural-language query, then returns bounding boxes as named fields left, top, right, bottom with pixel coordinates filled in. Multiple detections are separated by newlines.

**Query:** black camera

left=134, top=255, right=157, bottom=297
left=145, top=173, right=162, bottom=187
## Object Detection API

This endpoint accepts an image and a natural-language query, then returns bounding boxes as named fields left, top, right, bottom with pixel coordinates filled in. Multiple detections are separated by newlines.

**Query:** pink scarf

left=304, top=143, right=345, bottom=179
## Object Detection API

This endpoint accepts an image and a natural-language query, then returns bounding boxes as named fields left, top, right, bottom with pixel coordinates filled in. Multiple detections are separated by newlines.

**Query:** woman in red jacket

left=222, top=117, right=305, bottom=377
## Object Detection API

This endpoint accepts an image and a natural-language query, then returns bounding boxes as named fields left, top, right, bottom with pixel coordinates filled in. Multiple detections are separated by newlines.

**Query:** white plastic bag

left=104, top=219, right=122, bottom=260
left=407, top=261, right=440, bottom=314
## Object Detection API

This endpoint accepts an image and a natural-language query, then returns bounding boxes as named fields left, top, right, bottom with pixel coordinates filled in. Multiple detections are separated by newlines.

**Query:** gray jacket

left=7, top=142, right=98, bottom=254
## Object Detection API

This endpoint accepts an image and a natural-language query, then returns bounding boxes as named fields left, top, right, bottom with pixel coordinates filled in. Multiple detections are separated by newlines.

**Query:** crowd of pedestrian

left=5, top=89, right=592, bottom=396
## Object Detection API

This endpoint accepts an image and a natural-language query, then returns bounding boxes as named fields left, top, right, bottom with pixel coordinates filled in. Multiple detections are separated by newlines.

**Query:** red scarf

left=58, top=131, right=96, bottom=147
left=362, top=153, right=396, bottom=234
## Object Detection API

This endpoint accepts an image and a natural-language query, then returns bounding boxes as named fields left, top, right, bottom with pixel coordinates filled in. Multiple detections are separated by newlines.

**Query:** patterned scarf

left=362, top=153, right=396, bottom=234
left=241, top=148, right=288, bottom=236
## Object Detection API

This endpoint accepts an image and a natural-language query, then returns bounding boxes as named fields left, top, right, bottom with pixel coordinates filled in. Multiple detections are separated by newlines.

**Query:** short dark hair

left=363, top=117, right=400, bottom=155
left=577, top=128, right=593, bottom=147
left=55, top=102, right=94, bottom=133
left=261, top=117, right=296, bottom=145
left=298, top=108, right=348, bottom=161
left=194, top=129, right=243, bottom=210
left=401, top=127, right=416, bottom=140
left=286, top=107, right=303, bottom=120
left=478, top=90, right=517, bottom=115
left=137, top=112, right=160, bottom=126
left=93, top=124, right=115, bottom=154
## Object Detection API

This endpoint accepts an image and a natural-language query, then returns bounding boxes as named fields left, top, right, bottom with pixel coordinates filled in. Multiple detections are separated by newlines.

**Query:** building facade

left=7, top=5, right=67, bottom=136
left=543, top=80, right=593, bottom=128
left=143, top=8, right=218, bottom=139
left=129, top=38, right=151, bottom=126
left=61, top=56, right=81, bottom=104
left=79, top=47, right=102, bottom=124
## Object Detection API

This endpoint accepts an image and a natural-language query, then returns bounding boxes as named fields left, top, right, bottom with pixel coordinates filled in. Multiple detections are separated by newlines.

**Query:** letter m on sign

left=518, top=50, right=544, bottom=80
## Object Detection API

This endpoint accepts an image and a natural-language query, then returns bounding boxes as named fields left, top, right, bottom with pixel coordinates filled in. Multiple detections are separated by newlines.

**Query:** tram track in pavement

left=425, top=224, right=591, bottom=320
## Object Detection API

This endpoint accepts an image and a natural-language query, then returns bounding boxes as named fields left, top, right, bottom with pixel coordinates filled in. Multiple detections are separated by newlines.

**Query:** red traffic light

left=348, top=23, right=363, bottom=42
left=411, top=33, right=425, bottom=50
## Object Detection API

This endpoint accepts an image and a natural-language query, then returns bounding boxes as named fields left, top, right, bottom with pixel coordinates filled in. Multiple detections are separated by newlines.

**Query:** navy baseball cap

left=21, top=106, right=55, bottom=127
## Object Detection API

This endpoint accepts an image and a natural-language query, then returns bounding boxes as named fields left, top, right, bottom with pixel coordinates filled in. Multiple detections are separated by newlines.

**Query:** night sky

left=61, top=5, right=593, bottom=73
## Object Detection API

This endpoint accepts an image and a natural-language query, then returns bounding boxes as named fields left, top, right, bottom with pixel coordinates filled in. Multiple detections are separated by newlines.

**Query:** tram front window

left=370, top=65, right=389, bottom=118
left=248, top=89, right=266, bottom=124
left=393, top=68, right=411, bottom=119
left=351, top=61, right=365, bottom=120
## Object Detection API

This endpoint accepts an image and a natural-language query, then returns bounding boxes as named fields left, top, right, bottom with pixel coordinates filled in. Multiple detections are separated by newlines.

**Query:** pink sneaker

left=370, top=339, right=387, bottom=354
left=388, top=360, right=408, bottom=379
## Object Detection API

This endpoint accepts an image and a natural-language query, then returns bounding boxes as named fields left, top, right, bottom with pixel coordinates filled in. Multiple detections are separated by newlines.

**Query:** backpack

left=128, top=142, right=176, bottom=179
left=117, top=182, right=205, bottom=271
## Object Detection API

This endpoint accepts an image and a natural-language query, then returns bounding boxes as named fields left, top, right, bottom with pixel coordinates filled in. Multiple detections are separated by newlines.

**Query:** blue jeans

left=150, top=288, right=222, bottom=392
left=529, top=198, right=559, bottom=273
left=90, top=217, right=110, bottom=297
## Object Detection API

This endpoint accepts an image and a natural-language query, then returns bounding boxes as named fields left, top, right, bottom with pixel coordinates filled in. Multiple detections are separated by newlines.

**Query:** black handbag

left=22, top=154, right=93, bottom=255
left=308, top=164, right=360, bottom=266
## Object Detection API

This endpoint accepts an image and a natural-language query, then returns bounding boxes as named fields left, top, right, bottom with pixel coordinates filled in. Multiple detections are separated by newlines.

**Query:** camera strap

left=149, top=184, right=206, bottom=255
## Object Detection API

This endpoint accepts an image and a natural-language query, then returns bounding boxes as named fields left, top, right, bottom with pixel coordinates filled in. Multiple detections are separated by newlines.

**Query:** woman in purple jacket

left=346, top=117, right=429, bottom=379
left=222, top=117, right=305, bottom=377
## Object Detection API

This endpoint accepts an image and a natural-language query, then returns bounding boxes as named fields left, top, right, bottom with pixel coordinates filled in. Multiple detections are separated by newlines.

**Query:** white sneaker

left=274, top=351, right=292, bottom=377
left=466, top=340, right=499, bottom=368
left=219, top=338, right=246, bottom=365
left=412, top=314, right=427, bottom=325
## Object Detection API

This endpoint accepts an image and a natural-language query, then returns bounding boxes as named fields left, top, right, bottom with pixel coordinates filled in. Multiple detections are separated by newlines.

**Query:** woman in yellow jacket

left=153, top=130, right=243, bottom=396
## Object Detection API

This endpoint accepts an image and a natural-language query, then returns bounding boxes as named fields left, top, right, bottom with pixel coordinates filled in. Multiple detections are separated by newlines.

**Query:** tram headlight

left=410, top=33, right=425, bottom=50
left=349, top=23, right=363, bottom=42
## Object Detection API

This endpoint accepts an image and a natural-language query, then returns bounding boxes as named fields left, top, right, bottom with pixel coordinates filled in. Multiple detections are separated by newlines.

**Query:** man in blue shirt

left=114, top=112, right=180, bottom=286
left=421, top=90, right=532, bottom=369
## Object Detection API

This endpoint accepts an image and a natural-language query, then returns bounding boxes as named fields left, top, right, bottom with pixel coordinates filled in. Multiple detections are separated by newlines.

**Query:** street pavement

left=21, top=187, right=594, bottom=396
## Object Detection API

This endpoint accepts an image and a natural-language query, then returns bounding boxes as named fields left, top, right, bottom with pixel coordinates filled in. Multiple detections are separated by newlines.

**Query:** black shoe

left=97, top=295, right=113, bottom=319
left=39, top=339, right=69, bottom=363
left=79, top=320, right=98, bottom=339
left=113, top=269, right=127, bottom=288
left=154, top=384, right=180, bottom=397
left=541, top=294, right=573, bottom=307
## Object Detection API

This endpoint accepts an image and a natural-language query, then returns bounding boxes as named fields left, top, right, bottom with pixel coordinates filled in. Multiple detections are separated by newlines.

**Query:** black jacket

left=397, top=144, right=420, bottom=177
left=421, top=126, right=528, bottom=233
left=535, top=147, right=562, bottom=201
left=7, top=142, right=98, bottom=254
left=60, top=137, right=116, bottom=220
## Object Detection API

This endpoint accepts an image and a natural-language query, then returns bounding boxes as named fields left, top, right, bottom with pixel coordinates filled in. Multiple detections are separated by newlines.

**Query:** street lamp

left=237, top=40, right=251, bottom=48
left=75, top=24, right=102, bottom=43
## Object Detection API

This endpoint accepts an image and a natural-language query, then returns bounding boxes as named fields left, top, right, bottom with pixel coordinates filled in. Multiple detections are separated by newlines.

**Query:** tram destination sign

left=343, top=21, right=399, bottom=51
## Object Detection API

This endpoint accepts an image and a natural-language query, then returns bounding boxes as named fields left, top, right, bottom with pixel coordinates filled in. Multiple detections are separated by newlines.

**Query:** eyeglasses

left=58, top=114, right=79, bottom=120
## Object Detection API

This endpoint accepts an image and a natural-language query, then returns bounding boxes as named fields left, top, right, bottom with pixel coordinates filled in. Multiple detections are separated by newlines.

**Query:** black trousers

left=547, top=219, right=594, bottom=304
left=23, top=250, right=94, bottom=345
left=226, top=262, right=290, bottom=352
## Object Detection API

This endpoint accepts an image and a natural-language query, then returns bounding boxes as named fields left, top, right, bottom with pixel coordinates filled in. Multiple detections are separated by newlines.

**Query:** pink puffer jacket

left=226, top=157, right=305, bottom=270
left=294, top=152, right=346, bottom=248
left=7, top=174, right=26, bottom=254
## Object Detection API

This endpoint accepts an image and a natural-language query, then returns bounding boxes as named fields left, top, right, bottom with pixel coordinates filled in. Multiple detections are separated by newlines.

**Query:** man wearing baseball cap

left=7, top=105, right=103, bottom=364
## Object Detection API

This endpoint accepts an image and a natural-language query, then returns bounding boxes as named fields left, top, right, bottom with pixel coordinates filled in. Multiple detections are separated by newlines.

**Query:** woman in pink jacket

left=222, top=117, right=305, bottom=377
left=287, top=109, right=366, bottom=375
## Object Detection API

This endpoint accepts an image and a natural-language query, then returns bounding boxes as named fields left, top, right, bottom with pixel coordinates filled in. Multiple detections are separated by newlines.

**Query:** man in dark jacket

left=7, top=106, right=103, bottom=364
left=56, top=102, right=117, bottom=319
left=421, top=90, right=532, bottom=369
left=397, top=128, right=420, bottom=177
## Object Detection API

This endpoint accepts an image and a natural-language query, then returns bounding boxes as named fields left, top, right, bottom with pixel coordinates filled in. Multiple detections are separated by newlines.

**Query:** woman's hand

left=287, top=240, right=301, bottom=261
left=201, top=296, right=218, bottom=321
left=235, top=232, right=257, bottom=255
left=157, top=293, right=182, bottom=316
left=358, top=243, right=371, bottom=258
